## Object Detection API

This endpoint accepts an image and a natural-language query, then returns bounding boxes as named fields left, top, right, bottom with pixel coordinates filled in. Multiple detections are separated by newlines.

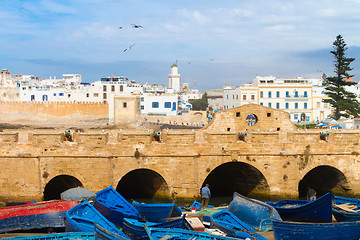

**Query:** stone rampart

left=0, top=104, right=360, bottom=202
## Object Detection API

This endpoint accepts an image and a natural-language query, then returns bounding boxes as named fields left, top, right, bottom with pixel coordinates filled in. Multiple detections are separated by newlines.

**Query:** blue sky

left=1, top=0, right=360, bottom=91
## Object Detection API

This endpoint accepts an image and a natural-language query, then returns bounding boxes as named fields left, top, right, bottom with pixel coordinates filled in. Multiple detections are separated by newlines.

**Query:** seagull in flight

left=119, top=26, right=122, bottom=29
left=131, top=24, right=143, bottom=28
left=124, top=44, right=135, bottom=52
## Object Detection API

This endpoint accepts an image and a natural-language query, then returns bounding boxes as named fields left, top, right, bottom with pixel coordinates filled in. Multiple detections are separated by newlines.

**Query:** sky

left=1, top=0, right=360, bottom=92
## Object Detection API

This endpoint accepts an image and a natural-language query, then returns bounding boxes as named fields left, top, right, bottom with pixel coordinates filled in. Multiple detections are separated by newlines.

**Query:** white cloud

left=266, top=24, right=295, bottom=31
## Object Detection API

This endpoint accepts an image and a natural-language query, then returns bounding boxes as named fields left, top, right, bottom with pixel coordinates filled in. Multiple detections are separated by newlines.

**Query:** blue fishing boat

left=266, top=191, right=333, bottom=223
left=210, top=209, right=268, bottom=240
left=145, top=227, right=240, bottom=240
left=94, top=186, right=141, bottom=227
left=95, top=223, right=131, bottom=240
left=333, top=195, right=360, bottom=222
left=227, top=192, right=281, bottom=231
left=186, top=200, right=213, bottom=211
left=123, top=215, right=189, bottom=240
left=0, top=200, right=80, bottom=233
left=65, top=201, right=129, bottom=240
left=2, top=232, right=95, bottom=240
left=272, top=220, right=360, bottom=240
left=132, top=201, right=182, bottom=222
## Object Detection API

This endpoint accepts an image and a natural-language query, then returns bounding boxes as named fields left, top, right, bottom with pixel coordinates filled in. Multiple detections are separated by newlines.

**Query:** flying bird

left=131, top=24, right=143, bottom=28
left=124, top=44, right=135, bottom=52
left=119, top=27, right=122, bottom=29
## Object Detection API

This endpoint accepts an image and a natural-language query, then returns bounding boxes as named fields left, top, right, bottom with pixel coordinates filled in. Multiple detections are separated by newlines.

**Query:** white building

left=168, top=63, right=181, bottom=92
left=223, top=75, right=332, bottom=123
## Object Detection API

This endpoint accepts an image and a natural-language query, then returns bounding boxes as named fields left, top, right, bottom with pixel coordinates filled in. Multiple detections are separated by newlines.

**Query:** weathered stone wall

left=0, top=105, right=360, bottom=202
left=0, top=101, right=108, bottom=124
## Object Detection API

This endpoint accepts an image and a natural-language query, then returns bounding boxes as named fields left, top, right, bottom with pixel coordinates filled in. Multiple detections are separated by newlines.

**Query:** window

left=172, top=102, right=176, bottom=110
left=123, top=102, right=127, bottom=108
left=276, top=103, right=280, bottom=109
left=268, top=91, right=272, bottom=98
left=260, top=102, right=263, bottom=106
left=233, top=95, right=234, bottom=99
left=286, top=91, right=289, bottom=97
left=111, top=86, right=115, bottom=92
left=317, top=102, right=320, bottom=108
left=140, top=97, right=144, bottom=102
left=31, top=95, right=35, bottom=101
left=68, top=94, right=71, bottom=97
left=324, top=103, right=328, bottom=108
left=321, top=91, right=325, bottom=94
left=294, top=91, right=298, bottom=97
left=243, top=95, right=247, bottom=100
left=285, top=102, right=289, bottom=109
left=164, top=102, right=171, bottom=108
left=152, top=102, right=159, bottom=108
left=260, top=91, right=263, bottom=98
left=140, top=105, right=144, bottom=110
left=236, top=95, right=238, bottom=99
left=103, top=93, right=107, bottom=99
left=276, top=91, right=280, bottom=98
left=86, top=93, right=89, bottom=97
left=120, top=85, right=124, bottom=91
left=94, top=93, right=99, bottom=97
left=236, top=112, right=240, bottom=117
left=59, top=93, right=64, bottom=96
left=268, top=103, right=272, bottom=108
left=53, top=93, right=56, bottom=96
left=294, top=114, right=298, bottom=120
left=42, top=95, right=48, bottom=101
left=304, top=91, right=308, bottom=97
left=227, top=95, right=228, bottom=99
left=251, top=95, right=255, bottom=100
left=295, top=102, right=298, bottom=109
left=103, top=85, right=107, bottom=91
left=304, top=103, right=308, bottom=109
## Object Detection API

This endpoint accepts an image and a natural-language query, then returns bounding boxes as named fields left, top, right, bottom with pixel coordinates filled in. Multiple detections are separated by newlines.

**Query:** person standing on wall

left=201, top=184, right=211, bottom=208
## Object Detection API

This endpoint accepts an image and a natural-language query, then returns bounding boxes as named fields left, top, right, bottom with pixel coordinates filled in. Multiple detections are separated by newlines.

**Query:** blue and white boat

left=266, top=191, right=333, bottom=223
left=210, top=209, right=267, bottom=240
left=272, top=220, right=360, bottom=240
left=2, top=232, right=95, bottom=240
left=65, top=201, right=129, bottom=240
left=123, top=215, right=189, bottom=240
left=145, top=227, right=240, bottom=240
left=94, top=186, right=141, bottom=227
left=333, top=195, right=360, bottom=222
left=228, top=192, right=281, bottom=231
left=132, top=201, right=182, bottom=223
left=95, top=223, right=131, bottom=240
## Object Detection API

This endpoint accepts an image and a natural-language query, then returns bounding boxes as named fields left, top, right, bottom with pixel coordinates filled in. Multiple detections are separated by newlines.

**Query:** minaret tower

left=168, top=63, right=181, bottom=92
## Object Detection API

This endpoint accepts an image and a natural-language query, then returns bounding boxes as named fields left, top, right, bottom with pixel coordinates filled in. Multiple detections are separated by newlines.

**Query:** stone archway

left=298, top=165, right=350, bottom=199
left=43, top=175, right=83, bottom=201
left=202, top=162, right=270, bottom=198
left=116, top=168, right=169, bottom=200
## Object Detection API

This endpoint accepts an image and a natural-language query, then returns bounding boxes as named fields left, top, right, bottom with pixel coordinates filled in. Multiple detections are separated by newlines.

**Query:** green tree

left=189, top=93, right=209, bottom=111
left=323, top=35, right=360, bottom=120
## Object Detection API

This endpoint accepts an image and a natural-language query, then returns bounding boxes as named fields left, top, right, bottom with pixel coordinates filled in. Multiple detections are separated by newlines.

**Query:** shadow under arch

left=43, top=175, right=83, bottom=201
left=116, top=168, right=170, bottom=200
left=202, top=162, right=270, bottom=198
left=298, top=165, right=350, bottom=199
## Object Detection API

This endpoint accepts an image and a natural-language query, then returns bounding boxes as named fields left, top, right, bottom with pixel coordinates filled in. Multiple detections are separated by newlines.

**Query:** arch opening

left=298, top=165, right=350, bottom=199
left=43, top=175, right=83, bottom=201
left=203, top=162, right=269, bottom=198
left=116, top=169, right=169, bottom=200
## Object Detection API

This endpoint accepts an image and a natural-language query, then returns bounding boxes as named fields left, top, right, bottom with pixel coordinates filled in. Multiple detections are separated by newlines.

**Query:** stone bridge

left=1, top=104, right=360, bottom=202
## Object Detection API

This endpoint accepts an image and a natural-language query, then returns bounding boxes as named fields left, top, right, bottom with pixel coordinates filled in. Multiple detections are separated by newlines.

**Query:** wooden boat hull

left=210, top=210, right=267, bottom=240
left=94, top=186, right=141, bottom=227
left=333, top=195, right=360, bottom=222
left=145, top=227, right=238, bottom=240
left=228, top=192, right=281, bottom=231
left=267, top=192, right=333, bottom=223
left=123, top=216, right=187, bottom=240
left=65, top=201, right=129, bottom=240
left=2, top=232, right=95, bottom=240
left=132, top=201, right=182, bottom=223
left=0, top=200, right=80, bottom=233
left=272, top=220, right=360, bottom=240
